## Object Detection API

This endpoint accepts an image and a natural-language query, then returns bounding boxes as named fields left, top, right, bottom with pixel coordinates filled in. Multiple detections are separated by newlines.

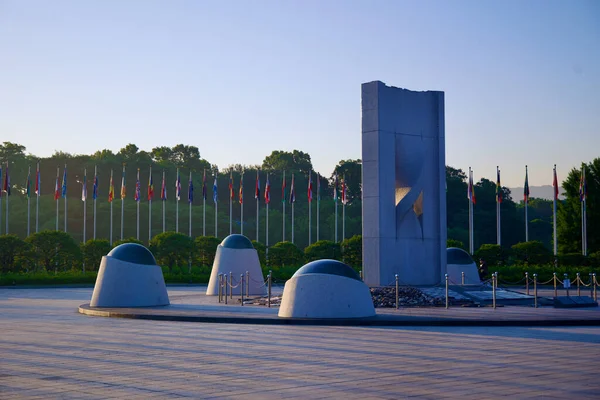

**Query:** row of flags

left=11, top=164, right=350, bottom=205
left=466, top=166, right=587, bottom=204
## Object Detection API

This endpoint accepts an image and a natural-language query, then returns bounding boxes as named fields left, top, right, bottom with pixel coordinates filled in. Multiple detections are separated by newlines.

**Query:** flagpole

left=282, top=170, right=286, bottom=242
left=582, top=166, right=587, bottom=256
left=93, top=165, right=97, bottom=240
left=256, top=170, right=259, bottom=241
left=189, top=170, right=192, bottom=237
left=317, top=173, right=320, bottom=242
left=176, top=168, right=180, bottom=233
left=291, top=174, right=295, bottom=244
left=56, top=166, right=59, bottom=231
left=468, top=167, right=473, bottom=255
left=229, top=173, right=232, bottom=235
left=525, top=165, right=529, bottom=242
left=342, top=175, right=346, bottom=241
left=120, top=166, right=124, bottom=241
left=36, top=162, right=40, bottom=234
left=553, top=164, right=557, bottom=257
left=83, top=168, right=87, bottom=244
left=497, top=166, right=501, bottom=246
left=203, top=169, right=206, bottom=236
left=149, top=166, right=152, bottom=242
left=136, top=168, right=140, bottom=240
left=240, top=172, right=244, bottom=236
left=110, top=169, right=113, bottom=245
left=335, top=197, right=338, bottom=242
left=308, top=170, right=312, bottom=245
left=64, top=164, right=67, bottom=233
left=5, top=161, right=9, bottom=234
left=162, top=170, right=166, bottom=233
left=292, top=202, right=294, bottom=244
left=27, top=165, right=31, bottom=237
left=266, top=173, right=269, bottom=250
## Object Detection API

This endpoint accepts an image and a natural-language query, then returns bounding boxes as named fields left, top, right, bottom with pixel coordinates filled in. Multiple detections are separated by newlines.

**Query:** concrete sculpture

left=362, top=81, right=447, bottom=286
left=206, top=234, right=266, bottom=296
left=278, top=260, right=375, bottom=319
left=446, top=247, right=480, bottom=285
left=90, top=243, right=170, bottom=307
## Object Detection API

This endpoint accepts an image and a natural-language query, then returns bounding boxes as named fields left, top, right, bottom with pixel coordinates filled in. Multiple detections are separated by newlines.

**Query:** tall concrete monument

left=362, top=81, right=447, bottom=286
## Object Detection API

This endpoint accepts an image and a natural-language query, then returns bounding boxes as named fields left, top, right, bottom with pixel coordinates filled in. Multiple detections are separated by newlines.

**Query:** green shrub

left=195, top=236, right=221, bottom=266
left=474, top=244, right=509, bottom=266
left=304, top=240, right=341, bottom=262
left=341, top=235, right=362, bottom=268
left=112, top=237, right=144, bottom=247
left=81, top=239, right=111, bottom=271
left=26, top=230, right=82, bottom=272
left=511, top=241, right=553, bottom=265
left=268, top=241, right=304, bottom=268
left=0, top=234, right=30, bottom=273
left=150, top=231, right=195, bottom=273
left=252, top=240, right=266, bottom=266
left=447, top=239, right=465, bottom=250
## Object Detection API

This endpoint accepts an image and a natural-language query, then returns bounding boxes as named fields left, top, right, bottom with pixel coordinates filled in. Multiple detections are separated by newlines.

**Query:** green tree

left=557, top=158, right=599, bottom=254
left=26, top=231, right=82, bottom=272
left=511, top=241, right=552, bottom=265
left=304, top=240, right=341, bottom=262
left=0, top=235, right=30, bottom=273
left=341, top=235, right=362, bottom=268
left=150, top=232, right=195, bottom=272
left=252, top=240, right=266, bottom=266
left=332, top=159, right=362, bottom=204
left=474, top=244, right=508, bottom=267
left=82, top=239, right=112, bottom=272
left=113, top=237, right=143, bottom=247
left=447, top=239, right=465, bottom=250
left=195, top=236, right=221, bottom=266
left=269, top=241, right=304, bottom=267
left=262, top=150, right=312, bottom=174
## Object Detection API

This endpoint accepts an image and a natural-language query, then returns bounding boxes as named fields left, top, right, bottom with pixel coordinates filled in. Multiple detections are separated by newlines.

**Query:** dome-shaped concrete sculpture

left=446, top=247, right=480, bottom=284
left=206, top=234, right=266, bottom=296
left=90, top=243, right=170, bottom=307
left=278, top=259, right=375, bottom=319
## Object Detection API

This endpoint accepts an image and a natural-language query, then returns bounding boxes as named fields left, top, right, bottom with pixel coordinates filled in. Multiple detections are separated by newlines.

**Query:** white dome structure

left=279, top=260, right=375, bottom=319
left=206, top=235, right=266, bottom=296
left=446, top=247, right=480, bottom=285
left=90, top=243, right=170, bottom=307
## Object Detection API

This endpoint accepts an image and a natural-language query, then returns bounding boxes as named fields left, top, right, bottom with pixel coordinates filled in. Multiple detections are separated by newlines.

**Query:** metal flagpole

left=149, top=166, right=152, bottom=242
left=176, top=168, right=180, bottom=233
left=496, top=166, right=501, bottom=246
left=36, top=162, right=40, bottom=233
left=240, top=172, right=244, bottom=236
left=56, top=167, right=59, bottom=231
left=292, top=201, right=294, bottom=244
left=27, top=166, right=31, bottom=236
left=214, top=173, right=218, bottom=237
left=109, top=169, right=114, bottom=245
left=63, top=164, right=67, bottom=233
left=120, top=165, right=125, bottom=240
left=189, top=170, right=192, bottom=237
left=266, top=173, right=269, bottom=250
left=229, top=172, right=232, bottom=235
left=308, top=170, right=312, bottom=245
left=202, top=169, right=206, bottom=236
left=256, top=170, right=259, bottom=241
left=136, top=168, right=140, bottom=240
left=334, top=175, right=338, bottom=242
left=282, top=170, right=285, bottom=241
left=162, top=170, right=166, bottom=233
left=5, top=161, right=9, bottom=234
left=317, top=173, right=320, bottom=242
left=553, top=165, right=558, bottom=257
left=468, top=167, right=473, bottom=255
left=291, top=173, right=295, bottom=244
left=93, top=165, right=97, bottom=239
left=0, top=165, right=3, bottom=235
left=525, top=165, right=529, bottom=242
left=83, top=168, right=87, bottom=243
left=342, top=175, right=346, bottom=240
left=582, top=166, right=587, bottom=256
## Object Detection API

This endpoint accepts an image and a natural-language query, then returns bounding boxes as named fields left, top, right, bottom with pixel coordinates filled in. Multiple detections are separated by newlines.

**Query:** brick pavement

left=1, top=287, right=600, bottom=399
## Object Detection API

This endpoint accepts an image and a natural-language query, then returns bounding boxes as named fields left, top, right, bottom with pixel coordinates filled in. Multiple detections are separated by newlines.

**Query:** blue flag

left=213, top=176, right=218, bottom=204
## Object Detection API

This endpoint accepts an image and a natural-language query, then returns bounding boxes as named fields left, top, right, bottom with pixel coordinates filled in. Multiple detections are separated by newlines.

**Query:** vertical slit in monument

left=414, top=191, right=424, bottom=240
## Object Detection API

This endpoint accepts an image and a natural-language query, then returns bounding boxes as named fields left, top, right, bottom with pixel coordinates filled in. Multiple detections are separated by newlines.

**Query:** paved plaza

left=2, top=286, right=600, bottom=399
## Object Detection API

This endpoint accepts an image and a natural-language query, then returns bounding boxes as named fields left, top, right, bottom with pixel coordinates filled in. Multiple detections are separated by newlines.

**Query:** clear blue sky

left=1, top=0, right=598, bottom=187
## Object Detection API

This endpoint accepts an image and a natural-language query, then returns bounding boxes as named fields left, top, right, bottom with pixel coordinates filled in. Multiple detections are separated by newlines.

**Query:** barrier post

left=461, top=271, right=465, bottom=286
left=224, top=274, right=228, bottom=305
left=359, top=270, right=363, bottom=281
left=492, top=273, right=497, bottom=310
left=218, top=273, right=222, bottom=303
left=533, top=273, right=538, bottom=308
left=395, top=274, right=399, bottom=310
left=246, top=270, right=249, bottom=296
left=525, top=272, right=529, bottom=295
left=594, top=274, right=597, bottom=301
left=445, top=274, right=449, bottom=309
left=564, top=274, right=569, bottom=297
left=241, top=274, right=244, bottom=306
left=553, top=273, right=557, bottom=298
left=495, top=271, right=498, bottom=289
left=589, top=272, right=593, bottom=299
left=577, top=273, right=581, bottom=296
left=267, top=270, right=272, bottom=308
left=230, top=271, right=233, bottom=299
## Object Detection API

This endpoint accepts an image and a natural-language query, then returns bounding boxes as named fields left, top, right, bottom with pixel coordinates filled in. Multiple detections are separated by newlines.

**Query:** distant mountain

left=508, top=185, right=564, bottom=201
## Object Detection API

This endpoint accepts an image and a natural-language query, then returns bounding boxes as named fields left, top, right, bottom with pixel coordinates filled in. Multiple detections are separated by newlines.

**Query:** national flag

left=35, top=162, right=41, bottom=196
left=290, top=174, right=296, bottom=203
left=333, top=174, right=338, bottom=202
left=81, top=169, right=87, bottom=201
left=213, top=175, right=218, bottom=204
left=26, top=167, right=31, bottom=198
left=264, top=174, right=271, bottom=204
left=317, top=173, right=321, bottom=201
left=161, top=171, right=167, bottom=201
left=281, top=172, right=286, bottom=203
left=239, top=174, right=243, bottom=204
left=61, top=165, right=67, bottom=198
left=553, top=166, right=559, bottom=200
left=134, top=169, right=141, bottom=202
left=495, top=167, right=502, bottom=203
left=523, top=166, right=530, bottom=203
left=341, top=176, right=347, bottom=205
left=92, top=168, right=98, bottom=200
left=108, top=170, right=115, bottom=203
left=579, top=166, right=587, bottom=202
left=188, top=171, right=194, bottom=203
left=307, top=171, right=313, bottom=203
left=229, top=172, right=234, bottom=200
left=120, top=166, right=126, bottom=199
left=202, top=170, right=207, bottom=201
left=148, top=168, right=154, bottom=201
left=3, top=163, right=10, bottom=196
left=175, top=169, right=181, bottom=201
left=54, top=169, right=60, bottom=201
left=255, top=171, right=260, bottom=200
left=467, top=170, right=476, bottom=205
